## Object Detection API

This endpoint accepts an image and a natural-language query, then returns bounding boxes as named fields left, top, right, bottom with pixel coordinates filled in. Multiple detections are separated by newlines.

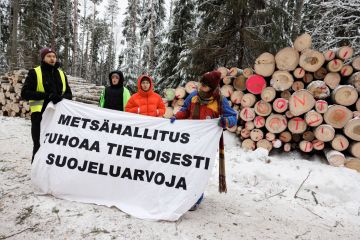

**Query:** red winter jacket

left=125, top=75, right=166, bottom=117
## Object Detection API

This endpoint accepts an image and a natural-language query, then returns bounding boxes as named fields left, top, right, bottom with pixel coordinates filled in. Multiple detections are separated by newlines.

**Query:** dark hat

left=200, top=71, right=222, bottom=90
left=40, top=48, right=56, bottom=60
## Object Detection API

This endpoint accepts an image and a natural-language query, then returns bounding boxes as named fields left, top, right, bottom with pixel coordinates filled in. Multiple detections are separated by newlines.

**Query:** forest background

left=0, top=0, right=359, bottom=93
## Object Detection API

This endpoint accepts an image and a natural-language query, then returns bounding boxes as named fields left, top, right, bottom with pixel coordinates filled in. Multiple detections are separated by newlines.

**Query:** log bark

left=324, top=105, right=352, bottom=129
left=254, top=52, right=276, bottom=77
left=299, top=49, right=325, bottom=72
left=275, top=47, right=299, bottom=71
left=289, top=90, right=315, bottom=116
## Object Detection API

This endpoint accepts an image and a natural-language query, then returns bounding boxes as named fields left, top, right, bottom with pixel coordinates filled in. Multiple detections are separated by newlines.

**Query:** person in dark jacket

left=21, top=47, right=72, bottom=163
left=99, top=70, right=131, bottom=111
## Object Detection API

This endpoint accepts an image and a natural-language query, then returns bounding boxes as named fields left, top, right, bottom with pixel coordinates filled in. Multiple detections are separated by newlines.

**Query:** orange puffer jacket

left=125, top=75, right=166, bottom=117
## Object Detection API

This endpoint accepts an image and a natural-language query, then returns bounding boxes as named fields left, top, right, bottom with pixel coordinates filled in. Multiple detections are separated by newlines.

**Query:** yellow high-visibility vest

left=29, top=66, right=66, bottom=112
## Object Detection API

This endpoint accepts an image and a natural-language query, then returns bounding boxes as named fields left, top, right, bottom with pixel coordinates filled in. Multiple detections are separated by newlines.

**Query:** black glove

left=49, top=93, right=63, bottom=104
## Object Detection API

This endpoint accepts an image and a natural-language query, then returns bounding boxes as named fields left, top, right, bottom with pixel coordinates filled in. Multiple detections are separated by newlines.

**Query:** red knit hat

left=40, top=48, right=56, bottom=60
left=200, top=71, right=222, bottom=90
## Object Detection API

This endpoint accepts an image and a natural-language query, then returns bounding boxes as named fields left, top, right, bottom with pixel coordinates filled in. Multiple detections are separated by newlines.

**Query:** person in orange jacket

left=125, top=75, right=166, bottom=117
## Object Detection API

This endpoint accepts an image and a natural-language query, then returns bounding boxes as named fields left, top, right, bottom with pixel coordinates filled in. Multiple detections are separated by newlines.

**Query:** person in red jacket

left=125, top=75, right=166, bottom=117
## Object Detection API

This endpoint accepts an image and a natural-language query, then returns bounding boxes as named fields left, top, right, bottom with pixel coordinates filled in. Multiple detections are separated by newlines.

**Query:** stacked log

left=0, top=69, right=104, bottom=118
left=215, top=33, right=360, bottom=170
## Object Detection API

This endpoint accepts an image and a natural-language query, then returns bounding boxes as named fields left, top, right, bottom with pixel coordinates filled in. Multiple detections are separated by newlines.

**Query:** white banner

left=31, top=100, right=222, bottom=221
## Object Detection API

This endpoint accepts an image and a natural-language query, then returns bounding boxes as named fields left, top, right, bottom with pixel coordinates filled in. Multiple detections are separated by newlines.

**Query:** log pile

left=0, top=69, right=104, bottom=118
left=216, top=33, right=360, bottom=171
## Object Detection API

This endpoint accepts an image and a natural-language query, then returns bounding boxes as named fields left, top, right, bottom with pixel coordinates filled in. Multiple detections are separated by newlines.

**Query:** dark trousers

left=31, top=112, right=42, bottom=163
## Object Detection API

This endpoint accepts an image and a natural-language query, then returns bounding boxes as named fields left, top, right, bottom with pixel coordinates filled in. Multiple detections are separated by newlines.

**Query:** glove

left=170, top=116, right=176, bottom=124
left=218, top=116, right=228, bottom=129
left=49, top=93, right=63, bottom=104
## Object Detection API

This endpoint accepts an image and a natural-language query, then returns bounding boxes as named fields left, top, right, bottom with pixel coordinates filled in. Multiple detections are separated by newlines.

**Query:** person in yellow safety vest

left=21, top=47, right=72, bottom=163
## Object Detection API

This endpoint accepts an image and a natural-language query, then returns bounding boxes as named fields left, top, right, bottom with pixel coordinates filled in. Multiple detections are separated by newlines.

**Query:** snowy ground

left=1, top=116, right=360, bottom=240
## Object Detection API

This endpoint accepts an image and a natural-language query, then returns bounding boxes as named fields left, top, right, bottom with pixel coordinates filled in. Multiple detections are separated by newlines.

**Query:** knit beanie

left=40, top=48, right=56, bottom=60
left=200, top=71, right=222, bottom=90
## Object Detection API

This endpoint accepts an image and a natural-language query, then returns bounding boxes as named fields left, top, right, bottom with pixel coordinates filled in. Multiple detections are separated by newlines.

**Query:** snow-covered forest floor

left=1, top=116, right=360, bottom=240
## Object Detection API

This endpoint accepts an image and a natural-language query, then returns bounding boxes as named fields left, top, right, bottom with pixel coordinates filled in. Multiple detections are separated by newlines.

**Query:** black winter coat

left=21, top=61, right=72, bottom=111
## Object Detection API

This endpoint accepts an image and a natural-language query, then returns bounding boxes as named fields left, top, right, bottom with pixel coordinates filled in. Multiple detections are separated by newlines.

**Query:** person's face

left=141, top=80, right=151, bottom=92
left=111, top=74, right=120, bottom=85
left=43, top=53, right=57, bottom=66
left=199, top=82, right=211, bottom=93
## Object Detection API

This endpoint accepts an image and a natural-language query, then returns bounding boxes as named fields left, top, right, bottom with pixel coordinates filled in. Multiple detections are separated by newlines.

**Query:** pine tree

left=121, top=0, right=140, bottom=92
left=156, top=0, right=195, bottom=90
left=0, top=0, right=10, bottom=73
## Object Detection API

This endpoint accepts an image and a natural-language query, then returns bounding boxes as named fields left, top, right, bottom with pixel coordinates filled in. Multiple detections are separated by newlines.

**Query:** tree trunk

left=51, top=0, right=59, bottom=50
left=64, top=0, right=70, bottom=71
left=72, top=0, right=79, bottom=76
left=9, top=0, right=20, bottom=70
